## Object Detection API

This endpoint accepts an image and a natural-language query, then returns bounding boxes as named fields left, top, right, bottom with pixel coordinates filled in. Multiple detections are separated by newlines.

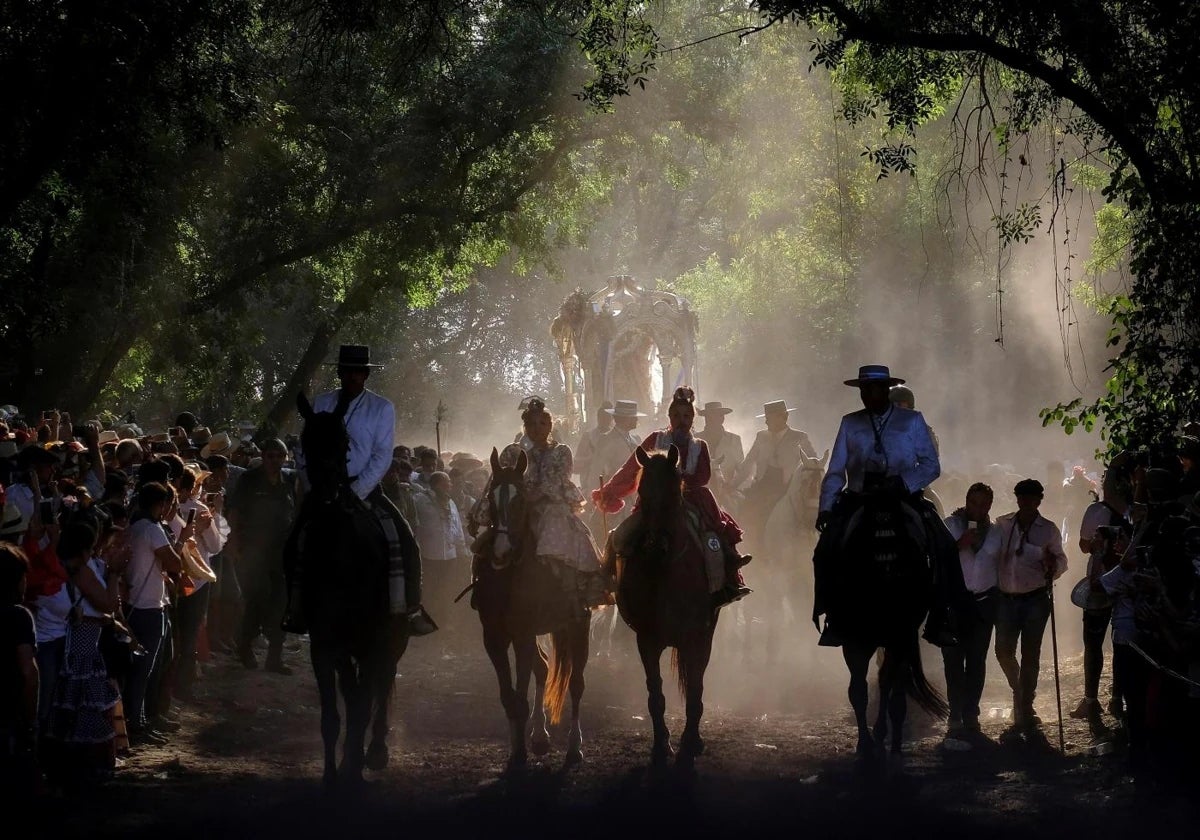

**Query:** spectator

left=228, top=439, right=295, bottom=675
left=172, top=467, right=222, bottom=700
left=1, top=541, right=38, bottom=795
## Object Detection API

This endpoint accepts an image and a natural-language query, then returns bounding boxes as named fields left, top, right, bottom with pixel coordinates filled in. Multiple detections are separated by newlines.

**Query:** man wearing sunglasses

left=988, top=478, right=1068, bottom=732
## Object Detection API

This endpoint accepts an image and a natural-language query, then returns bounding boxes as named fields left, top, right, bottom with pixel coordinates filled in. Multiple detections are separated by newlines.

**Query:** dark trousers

left=239, top=558, right=286, bottom=656
left=994, top=588, right=1051, bottom=710
left=176, top=585, right=211, bottom=693
left=146, top=604, right=174, bottom=721
left=1082, top=606, right=1118, bottom=702
left=34, top=636, right=66, bottom=733
left=126, top=607, right=166, bottom=729
left=1113, top=643, right=1149, bottom=772
left=941, top=591, right=996, bottom=724
left=207, top=553, right=242, bottom=647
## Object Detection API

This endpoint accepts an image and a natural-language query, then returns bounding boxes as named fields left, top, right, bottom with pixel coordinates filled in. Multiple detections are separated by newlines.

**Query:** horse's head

left=487, top=444, right=528, bottom=563
left=789, top=448, right=830, bottom=527
left=634, top=444, right=683, bottom=518
left=297, top=391, right=351, bottom=502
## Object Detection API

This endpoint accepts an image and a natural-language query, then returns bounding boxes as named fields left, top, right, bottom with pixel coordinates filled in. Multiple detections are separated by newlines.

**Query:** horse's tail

left=544, top=628, right=574, bottom=726
left=900, top=633, right=949, bottom=719
left=670, top=647, right=688, bottom=701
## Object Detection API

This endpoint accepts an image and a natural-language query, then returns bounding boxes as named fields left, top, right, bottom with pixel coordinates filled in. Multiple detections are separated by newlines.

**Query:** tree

left=581, top=0, right=1200, bottom=453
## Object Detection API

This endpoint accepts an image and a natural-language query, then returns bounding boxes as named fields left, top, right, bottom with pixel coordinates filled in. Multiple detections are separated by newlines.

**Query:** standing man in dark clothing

left=229, top=439, right=296, bottom=674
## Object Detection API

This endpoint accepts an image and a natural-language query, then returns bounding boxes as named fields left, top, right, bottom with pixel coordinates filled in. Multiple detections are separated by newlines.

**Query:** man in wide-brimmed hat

left=289, top=344, right=435, bottom=636
left=813, top=364, right=963, bottom=649
left=731, top=399, right=817, bottom=553
left=696, top=401, right=744, bottom=507
left=587, top=400, right=645, bottom=528
left=573, top=401, right=613, bottom=496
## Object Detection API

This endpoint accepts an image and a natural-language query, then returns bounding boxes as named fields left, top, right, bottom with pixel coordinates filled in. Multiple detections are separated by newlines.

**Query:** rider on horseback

left=594, top=386, right=752, bottom=609
left=284, top=344, right=436, bottom=636
left=813, top=364, right=964, bottom=648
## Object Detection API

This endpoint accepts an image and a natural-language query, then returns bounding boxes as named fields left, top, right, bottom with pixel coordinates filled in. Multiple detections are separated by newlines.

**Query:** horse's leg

left=510, top=634, right=536, bottom=768
left=565, top=613, right=591, bottom=765
left=366, top=616, right=409, bottom=771
left=678, top=627, right=715, bottom=765
left=887, top=650, right=909, bottom=756
left=311, top=639, right=340, bottom=790
left=338, top=654, right=368, bottom=786
left=529, top=638, right=550, bottom=758
left=637, top=633, right=671, bottom=765
left=843, top=642, right=875, bottom=759
left=873, top=650, right=891, bottom=748
left=482, top=624, right=524, bottom=766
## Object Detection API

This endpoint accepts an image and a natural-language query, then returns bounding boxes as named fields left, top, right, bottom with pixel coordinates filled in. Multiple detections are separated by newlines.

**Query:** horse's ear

left=635, top=446, right=650, bottom=467
left=516, top=449, right=528, bottom=475
left=296, top=391, right=314, bottom=420
left=490, top=447, right=501, bottom=473
left=667, top=444, right=680, bottom=468
left=333, top=391, right=351, bottom=420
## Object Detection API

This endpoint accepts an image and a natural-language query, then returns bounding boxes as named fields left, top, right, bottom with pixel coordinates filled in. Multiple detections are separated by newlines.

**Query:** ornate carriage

left=550, top=275, right=699, bottom=435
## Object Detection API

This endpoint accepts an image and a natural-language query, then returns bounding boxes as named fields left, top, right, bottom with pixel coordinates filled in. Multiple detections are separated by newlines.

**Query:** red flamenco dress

left=592, top=430, right=744, bottom=549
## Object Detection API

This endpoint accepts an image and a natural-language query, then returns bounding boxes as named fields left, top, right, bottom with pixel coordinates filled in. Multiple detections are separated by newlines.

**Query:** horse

left=472, top=446, right=591, bottom=768
left=813, top=487, right=949, bottom=762
left=746, top=449, right=829, bottom=664
left=293, top=392, right=409, bottom=789
left=610, top=444, right=718, bottom=766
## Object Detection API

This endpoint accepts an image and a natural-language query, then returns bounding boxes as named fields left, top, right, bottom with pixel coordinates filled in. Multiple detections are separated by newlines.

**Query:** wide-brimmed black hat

left=328, top=344, right=384, bottom=369
left=844, top=364, right=905, bottom=387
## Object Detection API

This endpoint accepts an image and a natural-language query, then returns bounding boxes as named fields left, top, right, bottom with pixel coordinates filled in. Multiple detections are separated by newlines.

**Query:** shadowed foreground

left=47, top=621, right=1196, bottom=839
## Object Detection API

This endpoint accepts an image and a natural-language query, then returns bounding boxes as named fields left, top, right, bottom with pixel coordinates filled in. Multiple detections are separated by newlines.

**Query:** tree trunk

left=73, top=327, right=144, bottom=417
left=258, top=318, right=340, bottom=440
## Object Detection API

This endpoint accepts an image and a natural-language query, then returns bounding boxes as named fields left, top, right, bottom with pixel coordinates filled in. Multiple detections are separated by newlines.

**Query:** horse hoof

left=856, top=735, right=876, bottom=760
left=679, top=734, right=705, bottom=759
left=365, top=741, right=389, bottom=771
left=650, top=742, right=674, bottom=767
left=507, top=751, right=528, bottom=772
left=530, top=734, right=551, bottom=757
left=565, top=748, right=584, bottom=767
left=322, top=770, right=338, bottom=793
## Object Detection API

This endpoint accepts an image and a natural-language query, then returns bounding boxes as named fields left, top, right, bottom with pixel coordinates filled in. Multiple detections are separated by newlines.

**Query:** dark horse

left=814, top=489, right=949, bottom=761
left=472, top=446, right=591, bottom=768
left=293, top=392, right=409, bottom=789
left=610, top=445, right=717, bottom=766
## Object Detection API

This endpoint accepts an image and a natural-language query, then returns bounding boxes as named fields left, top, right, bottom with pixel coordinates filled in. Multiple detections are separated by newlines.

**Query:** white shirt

left=944, top=513, right=998, bottom=594
left=819, top=407, right=940, bottom=511
left=696, top=428, right=744, bottom=477
left=989, top=512, right=1068, bottom=594
left=175, top=499, right=224, bottom=592
left=413, top=493, right=465, bottom=562
left=734, top=427, right=816, bottom=489
left=312, top=388, right=396, bottom=500
left=127, top=517, right=171, bottom=609
left=34, top=585, right=71, bottom=644
left=591, top=428, right=640, bottom=485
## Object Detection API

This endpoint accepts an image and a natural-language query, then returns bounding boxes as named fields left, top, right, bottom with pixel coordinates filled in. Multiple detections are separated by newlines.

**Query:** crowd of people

left=3, top=349, right=1199, bottom=797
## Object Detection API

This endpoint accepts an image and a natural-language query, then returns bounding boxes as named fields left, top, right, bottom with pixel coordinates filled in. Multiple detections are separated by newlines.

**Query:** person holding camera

left=1071, top=467, right=1133, bottom=734
left=941, top=482, right=999, bottom=743
left=991, top=478, right=1069, bottom=732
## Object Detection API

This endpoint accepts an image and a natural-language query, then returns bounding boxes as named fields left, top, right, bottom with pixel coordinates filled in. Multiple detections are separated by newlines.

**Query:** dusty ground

left=49, top=604, right=1196, bottom=839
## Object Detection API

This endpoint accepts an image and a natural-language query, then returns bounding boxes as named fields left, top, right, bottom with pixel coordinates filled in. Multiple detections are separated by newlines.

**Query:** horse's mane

left=635, top=446, right=683, bottom=523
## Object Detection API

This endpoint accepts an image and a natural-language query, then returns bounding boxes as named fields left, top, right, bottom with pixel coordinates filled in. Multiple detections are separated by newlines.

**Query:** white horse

left=731, top=449, right=828, bottom=667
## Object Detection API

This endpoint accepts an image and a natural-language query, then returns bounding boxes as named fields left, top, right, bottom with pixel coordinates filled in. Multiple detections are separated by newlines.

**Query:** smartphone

left=186, top=508, right=197, bottom=526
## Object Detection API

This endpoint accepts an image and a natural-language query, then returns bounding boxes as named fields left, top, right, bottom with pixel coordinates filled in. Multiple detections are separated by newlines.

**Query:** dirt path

left=48, top=610, right=1195, bottom=838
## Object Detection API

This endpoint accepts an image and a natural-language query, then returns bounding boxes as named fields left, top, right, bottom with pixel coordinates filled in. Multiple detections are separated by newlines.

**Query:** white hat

left=603, top=399, right=647, bottom=418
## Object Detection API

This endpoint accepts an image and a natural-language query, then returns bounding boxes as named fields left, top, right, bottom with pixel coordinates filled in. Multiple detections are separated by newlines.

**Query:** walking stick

left=1047, top=566, right=1066, bottom=754
left=435, top=399, right=446, bottom=466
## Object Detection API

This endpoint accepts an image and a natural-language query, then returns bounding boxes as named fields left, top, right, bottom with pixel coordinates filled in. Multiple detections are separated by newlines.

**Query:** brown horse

left=610, top=444, right=717, bottom=766
left=472, top=446, right=591, bottom=768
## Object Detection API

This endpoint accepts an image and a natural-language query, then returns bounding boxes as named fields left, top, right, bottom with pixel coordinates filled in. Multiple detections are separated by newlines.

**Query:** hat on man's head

left=0, top=501, right=26, bottom=537
left=200, top=432, right=235, bottom=460
left=698, top=401, right=733, bottom=417
left=604, top=400, right=647, bottom=419
left=329, top=344, right=383, bottom=370
left=756, top=400, right=791, bottom=419
left=192, top=427, right=212, bottom=446
left=518, top=394, right=547, bottom=411
left=449, top=451, right=484, bottom=471
left=17, top=444, right=59, bottom=470
left=1013, top=478, right=1045, bottom=498
left=844, top=365, right=905, bottom=387
left=97, top=430, right=120, bottom=446
left=889, top=385, right=916, bottom=408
